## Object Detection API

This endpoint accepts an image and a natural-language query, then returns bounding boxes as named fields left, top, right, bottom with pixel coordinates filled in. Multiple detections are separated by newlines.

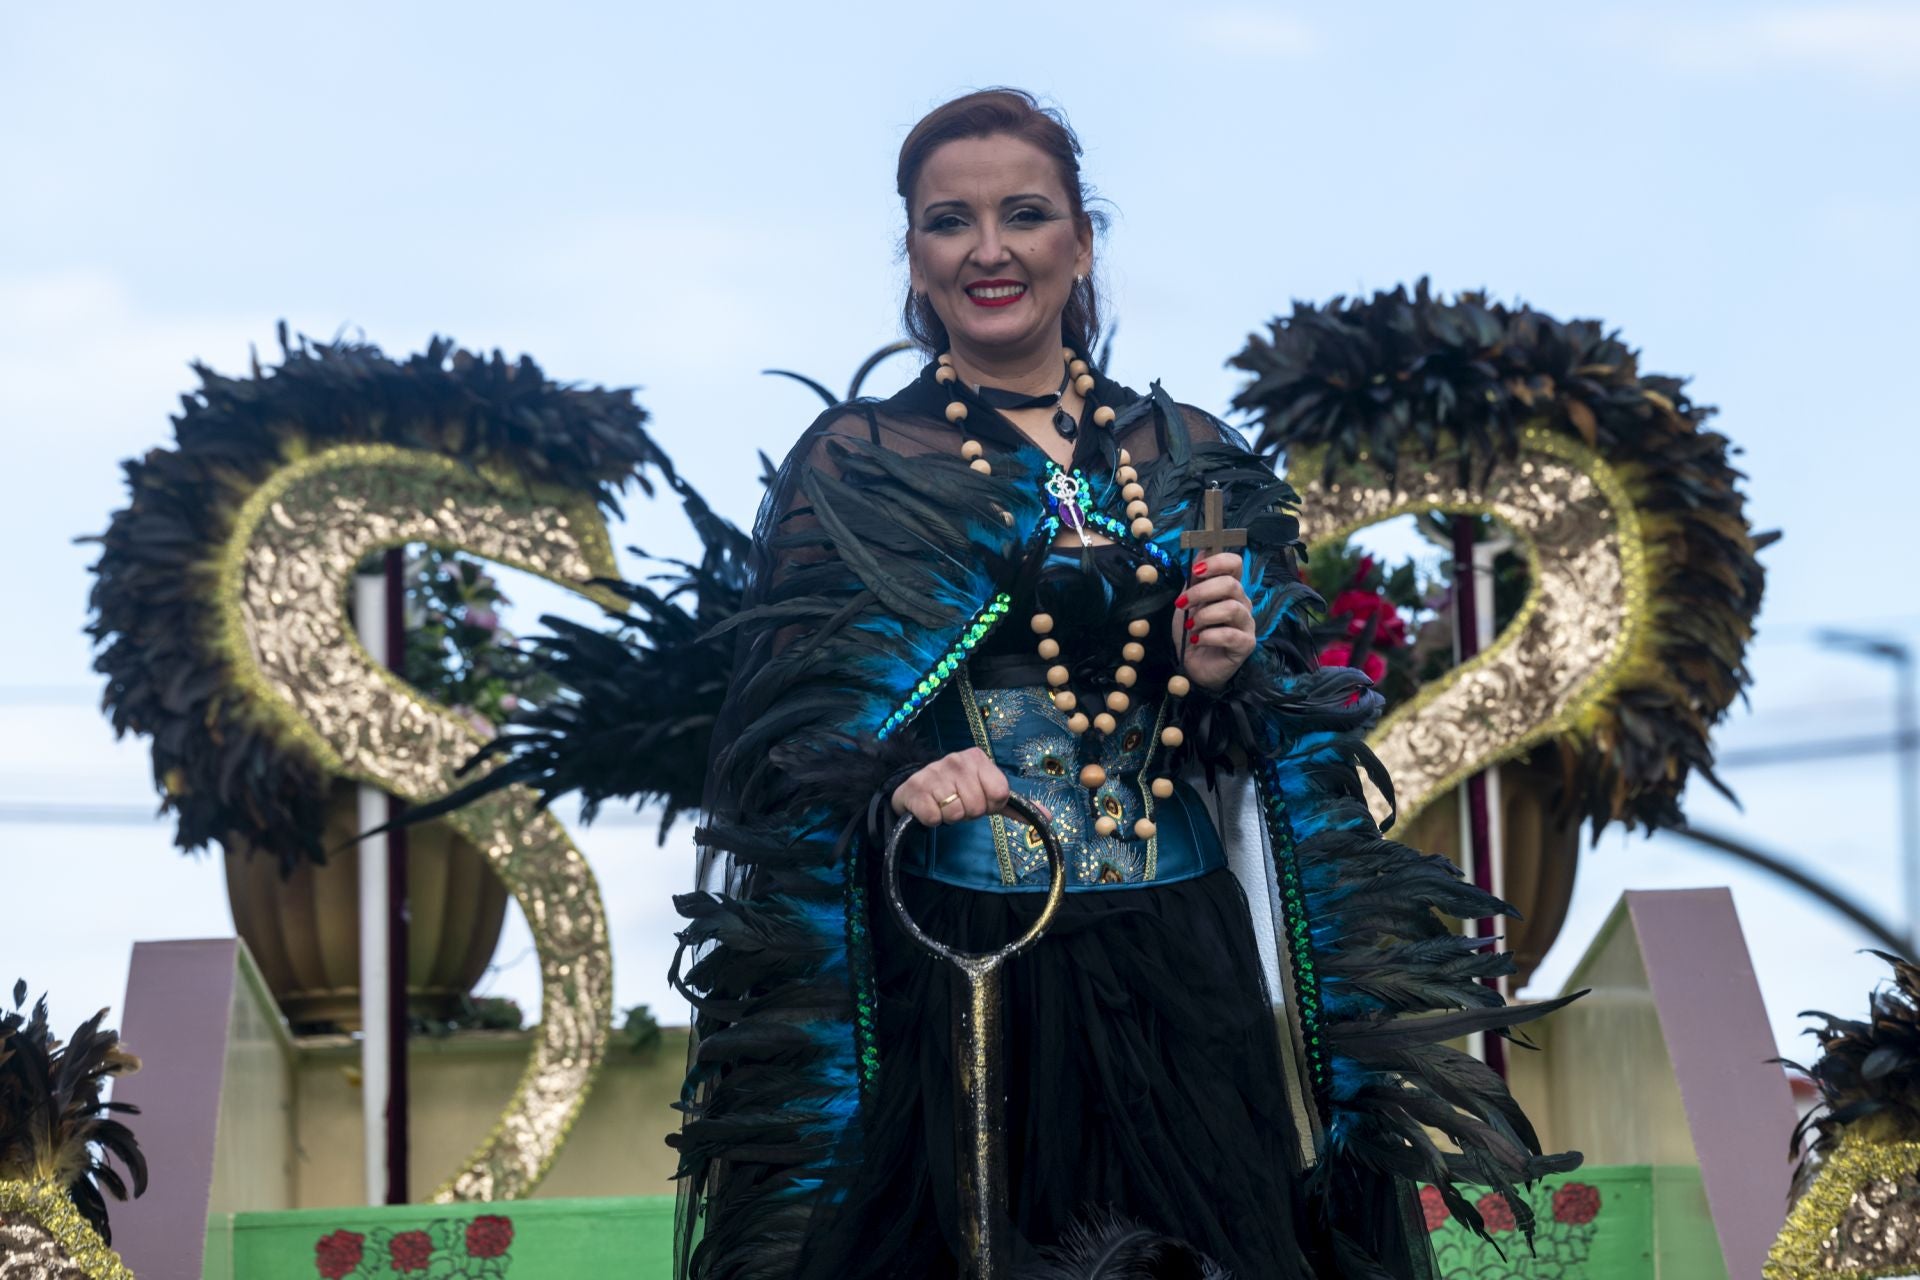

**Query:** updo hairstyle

left=895, top=87, right=1109, bottom=357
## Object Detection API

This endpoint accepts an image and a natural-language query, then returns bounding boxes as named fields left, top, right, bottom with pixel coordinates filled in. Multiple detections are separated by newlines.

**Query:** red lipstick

left=965, top=279, right=1028, bottom=308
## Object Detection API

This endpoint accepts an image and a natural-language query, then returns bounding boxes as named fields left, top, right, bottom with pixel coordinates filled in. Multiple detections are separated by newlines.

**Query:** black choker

left=971, top=369, right=1079, bottom=439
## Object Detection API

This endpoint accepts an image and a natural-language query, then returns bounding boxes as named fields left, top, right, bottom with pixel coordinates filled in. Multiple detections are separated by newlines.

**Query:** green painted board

left=1422, top=1165, right=1725, bottom=1279
left=208, top=1166, right=1724, bottom=1278
left=205, top=1196, right=676, bottom=1280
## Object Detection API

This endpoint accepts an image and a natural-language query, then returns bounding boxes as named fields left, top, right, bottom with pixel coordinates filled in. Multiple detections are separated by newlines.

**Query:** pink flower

left=1317, top=641, right=1387, bottom=684
left=1419, top=1185, right=1448, bottom=1232
left=465, top=607, right=500, bottom=633
left=1329, top=589, right=1407, bottom=648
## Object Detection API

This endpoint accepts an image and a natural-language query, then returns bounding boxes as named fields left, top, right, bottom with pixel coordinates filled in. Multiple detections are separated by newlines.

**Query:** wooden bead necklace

left=936, top=346, right=1190, bottom=841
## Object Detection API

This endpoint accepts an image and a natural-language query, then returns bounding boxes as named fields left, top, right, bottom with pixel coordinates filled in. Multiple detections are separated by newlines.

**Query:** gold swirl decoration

left=1766, top=1137, right=1920, bottom=1279
left=213, top=443, right=621, bottom=1201
left=0, top=1182, right=133, bottom=1280
left=1236, top=279, right=1768, bottom=839
left=1290, top=427, right=1652, bottom=829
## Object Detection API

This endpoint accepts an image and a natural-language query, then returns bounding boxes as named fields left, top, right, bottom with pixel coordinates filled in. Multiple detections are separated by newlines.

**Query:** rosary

left=938, top=347, right=1248, bottom=840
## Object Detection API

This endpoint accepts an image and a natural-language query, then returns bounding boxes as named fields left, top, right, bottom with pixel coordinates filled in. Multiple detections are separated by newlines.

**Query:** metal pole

left=382, top=547, right=410, bottom=1204
left=1451, top=516, right=1505, bottom=1077
left=1899, top=652, right=1919, bottom=947
left=352, top=573, right=390, bottom=1206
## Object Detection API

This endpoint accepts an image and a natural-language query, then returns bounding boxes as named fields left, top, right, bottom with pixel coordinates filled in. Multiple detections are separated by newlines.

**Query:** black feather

left=0, top=984, right=146, bottom=1243
left=1016, top=1209, right=1232, bottom=1280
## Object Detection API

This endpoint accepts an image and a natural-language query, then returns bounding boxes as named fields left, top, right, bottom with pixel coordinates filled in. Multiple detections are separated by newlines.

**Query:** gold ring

left=937, top=792, right=962, bottom=808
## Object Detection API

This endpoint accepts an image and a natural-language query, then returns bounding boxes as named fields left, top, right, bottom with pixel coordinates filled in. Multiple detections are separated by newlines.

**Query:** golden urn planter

left=223, top=781, right=509, bottom=1030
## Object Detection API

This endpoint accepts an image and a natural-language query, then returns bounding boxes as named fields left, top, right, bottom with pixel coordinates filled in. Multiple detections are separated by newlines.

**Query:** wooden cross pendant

left=1179, top=486, right=1248, bottom=558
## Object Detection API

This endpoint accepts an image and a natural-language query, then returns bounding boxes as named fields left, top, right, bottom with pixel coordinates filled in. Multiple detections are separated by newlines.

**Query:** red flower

left=1418, top=1184, right=1448, bottom=1232
left=1317, top=641, right=1387, bottom=684
left=466, top=1215, right=515, bottom=1259
left=1475, top=1191, right=1517, bottom=1234
left=388, top=1231, right=432, bottom=1273
left=314, top=1230, right=364, bottom=1279
left=1552, top=1182, right=1601, bottom=1225
left=1329, top=589, right=1407, bottom=648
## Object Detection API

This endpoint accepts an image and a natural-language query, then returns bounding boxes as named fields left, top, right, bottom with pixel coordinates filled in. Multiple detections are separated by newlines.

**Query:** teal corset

left=898, top=668, right=1226, bottom=892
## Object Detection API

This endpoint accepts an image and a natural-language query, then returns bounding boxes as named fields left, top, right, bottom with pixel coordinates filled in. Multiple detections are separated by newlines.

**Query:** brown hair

left=896, top=87, right=1109, bottom=357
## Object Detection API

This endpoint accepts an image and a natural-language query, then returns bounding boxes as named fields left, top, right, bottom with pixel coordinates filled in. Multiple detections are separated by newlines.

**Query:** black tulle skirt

left=794, top=867, right=1332, bottom=1280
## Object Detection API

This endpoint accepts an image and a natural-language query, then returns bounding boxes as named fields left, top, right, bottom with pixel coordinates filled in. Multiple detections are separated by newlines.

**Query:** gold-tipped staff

left=883, top=792, right=1066, bottom=1280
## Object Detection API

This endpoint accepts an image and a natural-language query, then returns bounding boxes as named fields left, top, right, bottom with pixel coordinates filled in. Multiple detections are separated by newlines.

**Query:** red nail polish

left=1195, top=561, right=1209, bottom=574
left=1175, top=593, right=1189, bottom=608
left=1184, top=617, right=1194, bottom=630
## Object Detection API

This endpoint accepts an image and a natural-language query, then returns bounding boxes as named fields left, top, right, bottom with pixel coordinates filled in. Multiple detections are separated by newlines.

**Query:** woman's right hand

left=890, top=747, right=1013, bottom=827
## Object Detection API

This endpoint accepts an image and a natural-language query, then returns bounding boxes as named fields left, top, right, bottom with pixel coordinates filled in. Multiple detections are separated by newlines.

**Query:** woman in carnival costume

left=670, top=87, right=1578, bottom=1280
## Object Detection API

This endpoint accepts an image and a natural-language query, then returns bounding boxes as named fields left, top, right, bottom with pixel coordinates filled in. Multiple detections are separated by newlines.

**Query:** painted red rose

left=1475, top=1191, right=1517, bottom=1234
left=1552, top=1181, right=1601, bottom=1225
left=466, top=1214, right=515, bottom=1259
left=1418, top=1184, right=1448, bottom=1232
left=314, top=1229, right=364, bottom=1279
left=388, top=1230, right=432, bottom=1273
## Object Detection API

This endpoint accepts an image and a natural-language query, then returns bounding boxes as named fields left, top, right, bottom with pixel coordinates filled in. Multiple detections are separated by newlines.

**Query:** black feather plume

left=1782, top=950, right=1920, bottom=1199
left=0, top=982, right=146, bottom=1244
left=393, top=476, right=752, bottom=840
left=1016, top=1209, right=1232, bottom=1280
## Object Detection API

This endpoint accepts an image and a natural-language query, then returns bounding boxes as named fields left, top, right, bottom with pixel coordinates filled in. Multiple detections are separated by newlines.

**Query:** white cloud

left=1630, top=4, right=1920, bottom=84
left=1184, top=9, right=1321, bottom=58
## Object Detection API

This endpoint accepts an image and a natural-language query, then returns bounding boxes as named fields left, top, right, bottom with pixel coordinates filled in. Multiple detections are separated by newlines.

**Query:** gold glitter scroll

left=1290, top=428, right=1651, bottom=829
left=1767, top=1138, right=1920, bottom=1278
left=214, top=443, right=621, bottom=1201
left=0, top=1182, right=133, bottom=1280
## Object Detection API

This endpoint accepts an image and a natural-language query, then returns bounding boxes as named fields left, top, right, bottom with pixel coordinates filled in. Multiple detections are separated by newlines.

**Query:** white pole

left=1473, top=537, right=1513, bottom=911
left=353, top=573, right=390, bottom=1207
left=1474, top=537, right=1513, bottom=997
left=1454, top=533, right=1515, bottom=1058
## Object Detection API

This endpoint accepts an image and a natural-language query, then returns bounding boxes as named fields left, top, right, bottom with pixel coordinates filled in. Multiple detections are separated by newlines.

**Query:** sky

left=2, top=3, right=1918, bottom=1077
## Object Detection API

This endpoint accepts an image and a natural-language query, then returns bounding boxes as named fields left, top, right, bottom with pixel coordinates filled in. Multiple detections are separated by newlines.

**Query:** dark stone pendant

left=1052, top=407, right=1079, bottom=440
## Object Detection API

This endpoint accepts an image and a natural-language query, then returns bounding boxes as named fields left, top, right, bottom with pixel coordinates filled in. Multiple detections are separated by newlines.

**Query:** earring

left=1074, top=273, right=1085, bottom=285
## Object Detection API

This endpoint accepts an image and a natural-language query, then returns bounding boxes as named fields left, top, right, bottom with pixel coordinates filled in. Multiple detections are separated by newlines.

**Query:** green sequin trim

left=1258, top=759, right=1330, bottom=1097
left=853, top=513, right=1063, bottom=1093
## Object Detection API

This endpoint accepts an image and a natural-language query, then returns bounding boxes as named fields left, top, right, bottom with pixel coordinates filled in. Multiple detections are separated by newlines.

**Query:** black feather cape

left=667, top=363, right=1578, bottom=1279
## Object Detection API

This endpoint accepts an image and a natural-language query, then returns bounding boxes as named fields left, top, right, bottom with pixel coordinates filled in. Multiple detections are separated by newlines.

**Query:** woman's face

left=907, top=133, right=1093, bottom=361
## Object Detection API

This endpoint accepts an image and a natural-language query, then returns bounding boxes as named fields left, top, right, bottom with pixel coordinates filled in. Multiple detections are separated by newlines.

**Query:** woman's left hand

left=1174, top=551, right=1257, bottom=691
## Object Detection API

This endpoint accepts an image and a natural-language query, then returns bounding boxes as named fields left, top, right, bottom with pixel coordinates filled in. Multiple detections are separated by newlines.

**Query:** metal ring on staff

left=881, top=790, right=1067, bottom=1280
left=883, top=791, right=1066, bottom=968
